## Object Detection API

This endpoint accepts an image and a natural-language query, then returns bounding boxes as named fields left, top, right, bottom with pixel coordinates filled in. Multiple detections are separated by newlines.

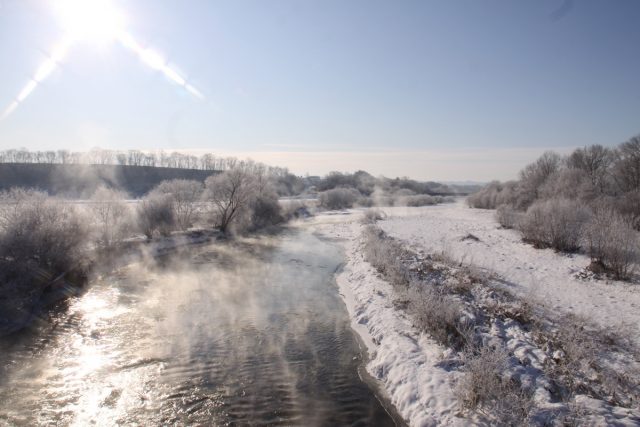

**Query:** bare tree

left=203, top=168, right=257, bottom=233
left=56, top=150, right=69, bottom=164
left=153, top=179, right=203, bottom=230
left=128, top=150, right=144, bottom=166
left=613, top=135, right=640, bottom=193
left=90, top=186, right=132, bottom=247
left=567, top=145, right=613, bottom=193
left=519, top=151, right=562, bottom=205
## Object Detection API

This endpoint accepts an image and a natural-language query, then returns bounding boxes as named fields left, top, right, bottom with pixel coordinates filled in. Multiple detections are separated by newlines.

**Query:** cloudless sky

left=0, top=0, right=639, bottom=180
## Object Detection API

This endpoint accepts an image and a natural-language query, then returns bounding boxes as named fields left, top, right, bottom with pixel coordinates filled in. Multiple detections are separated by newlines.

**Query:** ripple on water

left=0, top=230, right=396, bottom=426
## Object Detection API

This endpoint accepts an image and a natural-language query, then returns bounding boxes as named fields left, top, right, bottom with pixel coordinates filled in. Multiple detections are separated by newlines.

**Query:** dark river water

left=0, top=228, right=396, bottom=426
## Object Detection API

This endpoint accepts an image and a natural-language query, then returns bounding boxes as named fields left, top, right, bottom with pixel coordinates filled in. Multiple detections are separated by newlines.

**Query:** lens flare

left=0, top=0, right=203, bottom=121
left=1, top=38, right=72, bottom=120
left=117, top=32, right=205, bottom=99
left=53, top=0, right=126, bottom=43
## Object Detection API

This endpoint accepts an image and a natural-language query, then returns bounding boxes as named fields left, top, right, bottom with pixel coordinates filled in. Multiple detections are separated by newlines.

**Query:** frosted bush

left=152, top=179, right=203, bottom=231
left=495, top=205, right=522, bottom=229
left=90, top=186, right=133, bottom=247
left=583, top=208, right=639, bottom=279
left=520, top=199, right=590, bottom=252
left=137, top=192, right=176, bottom=238
left=0, top=189, right=89, bottom=283
left=318, top=187, right=360, bottom=210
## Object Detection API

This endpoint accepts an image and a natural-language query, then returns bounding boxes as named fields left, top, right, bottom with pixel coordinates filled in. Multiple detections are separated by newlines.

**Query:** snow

left=308, top=201, right=640, bottom=426
left=310, top=216, right=471, bottom=427
left=377, top=200, right=640, bottom=344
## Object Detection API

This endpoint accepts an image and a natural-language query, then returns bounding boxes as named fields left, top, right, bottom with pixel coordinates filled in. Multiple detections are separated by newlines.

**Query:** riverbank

left=0, top=229, right=218, bottom=336
left=310, top=213, right=472, bottom=426
left=310, top=204, right=640, bottom=426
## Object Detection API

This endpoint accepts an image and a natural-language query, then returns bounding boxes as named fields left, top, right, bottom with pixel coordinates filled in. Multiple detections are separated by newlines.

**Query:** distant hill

left=0, top=163, right=218, bottom=198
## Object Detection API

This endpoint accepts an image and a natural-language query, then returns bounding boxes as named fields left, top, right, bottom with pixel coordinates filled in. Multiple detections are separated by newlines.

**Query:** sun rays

left=1, top=0, right=203, bottom=121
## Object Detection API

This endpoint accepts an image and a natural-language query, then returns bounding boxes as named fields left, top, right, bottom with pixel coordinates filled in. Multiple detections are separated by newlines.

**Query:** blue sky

left=0, top=0, right=639, bottom=180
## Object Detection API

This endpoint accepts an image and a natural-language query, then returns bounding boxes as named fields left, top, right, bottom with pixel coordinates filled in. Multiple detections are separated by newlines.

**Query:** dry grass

left=361, top=224, right=640, bottom=426
left=360, top=208, right=387, bottom=224
left=533, top=312, right=640, bottom=408
left=362, top=225, right=413, bottom=288
left=363, top=226, right=473, bottom=349
left=456, top=343, right=534, bottom=426
left=404, top=285, right=471, bottom=349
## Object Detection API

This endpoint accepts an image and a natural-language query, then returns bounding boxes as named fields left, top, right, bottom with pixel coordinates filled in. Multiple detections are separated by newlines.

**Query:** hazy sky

left=0, top=0, right=639, bottom=181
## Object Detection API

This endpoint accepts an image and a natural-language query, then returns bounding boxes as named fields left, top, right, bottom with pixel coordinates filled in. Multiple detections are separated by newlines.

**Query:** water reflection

left=0, top=229, right=396, bottom=426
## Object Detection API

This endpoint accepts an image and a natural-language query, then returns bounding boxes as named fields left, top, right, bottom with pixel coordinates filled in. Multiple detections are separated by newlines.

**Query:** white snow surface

left=310, top=215, right=471, bottom=427
left=377, top=200, right=640, bottom=344
left=309, top=202, right=640, bottom=426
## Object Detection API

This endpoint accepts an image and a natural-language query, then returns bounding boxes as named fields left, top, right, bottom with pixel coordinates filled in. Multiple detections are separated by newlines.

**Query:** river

left=0, top=227, right=397, bottom=426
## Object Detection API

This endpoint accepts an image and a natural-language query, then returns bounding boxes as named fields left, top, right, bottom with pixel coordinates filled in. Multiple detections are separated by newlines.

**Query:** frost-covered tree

left=152, top=179, right=203, bottom=230
left=203, top=168, right=258, bottom=233
left=566, top=145, right=613, bottom=193
left=90, top=186, right=132, bottom=247
left=613, top=135, right=640, bottom=193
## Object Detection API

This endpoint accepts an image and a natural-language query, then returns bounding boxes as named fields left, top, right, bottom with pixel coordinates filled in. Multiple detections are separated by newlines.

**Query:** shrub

left=316, top=171, right=376, bottom=195
left=406, top=285, right=470, bottom=349
left=137, top=192, right=176, bottom=238
left=539, top=168, right=595, bottom=202
left=152, top=179, right=203, bottom=231
left=361, top=208, right=386, bottom=224
left=281, top=200, right=313, bottom=220
left=318, top=187, right=360, bottom=210
left=467, top=181, right=520, bottom=209
left=495, top=205, right=522, bottom=229
left=536, top=312, right=639, bottom=407
left=520, top=199, right=591, bottom=252
left=456, top=344, right=533, bottom=424
left=89, top=186, right=133, bottom=247
left=362, top=226, right=472, bottom=348
left=403, top=194, right=437, bottom=207
left=249, top=192, right=283, bottom=230
left=362, top=226, right=412, bottom=287
left=583, top=208, right=639, bottom=279
left=0, top=189, right=89, bottom=285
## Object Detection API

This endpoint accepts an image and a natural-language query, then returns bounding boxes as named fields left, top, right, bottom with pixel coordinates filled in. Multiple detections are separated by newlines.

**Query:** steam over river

left=0, top=228, right=396, bottom=426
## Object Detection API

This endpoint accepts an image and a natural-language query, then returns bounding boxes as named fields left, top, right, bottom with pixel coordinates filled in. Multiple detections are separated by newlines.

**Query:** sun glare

left=0, top=0, right=203, bottom=121
left=53, top=0, right=126, bottom=43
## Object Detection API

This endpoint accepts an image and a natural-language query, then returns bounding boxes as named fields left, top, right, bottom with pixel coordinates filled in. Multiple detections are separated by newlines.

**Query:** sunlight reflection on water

left=0, top=228, right=396, bottom=426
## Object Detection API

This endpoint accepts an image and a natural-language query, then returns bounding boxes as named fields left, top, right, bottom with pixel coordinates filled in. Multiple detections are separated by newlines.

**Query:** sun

left=1, top=0, right=203, bottom=120
left=53, top=0, right=126, bottom=43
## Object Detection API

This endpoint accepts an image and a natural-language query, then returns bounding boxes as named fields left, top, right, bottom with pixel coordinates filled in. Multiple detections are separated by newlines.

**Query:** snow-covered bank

left=378, top=200, right=640, bottom=345
left=311, top=214, right=471, bottom=427
left=309, top=204, right=640, bottom=426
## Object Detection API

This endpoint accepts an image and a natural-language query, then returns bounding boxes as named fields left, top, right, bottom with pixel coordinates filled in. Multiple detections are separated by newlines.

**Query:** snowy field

left=309, top=201, right=640, bottom=426
left=377, top=200, right=640, bottom=345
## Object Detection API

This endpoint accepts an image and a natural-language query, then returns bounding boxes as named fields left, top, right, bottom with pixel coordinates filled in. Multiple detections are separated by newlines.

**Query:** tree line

left=0, top=147, right=291, bottom=176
